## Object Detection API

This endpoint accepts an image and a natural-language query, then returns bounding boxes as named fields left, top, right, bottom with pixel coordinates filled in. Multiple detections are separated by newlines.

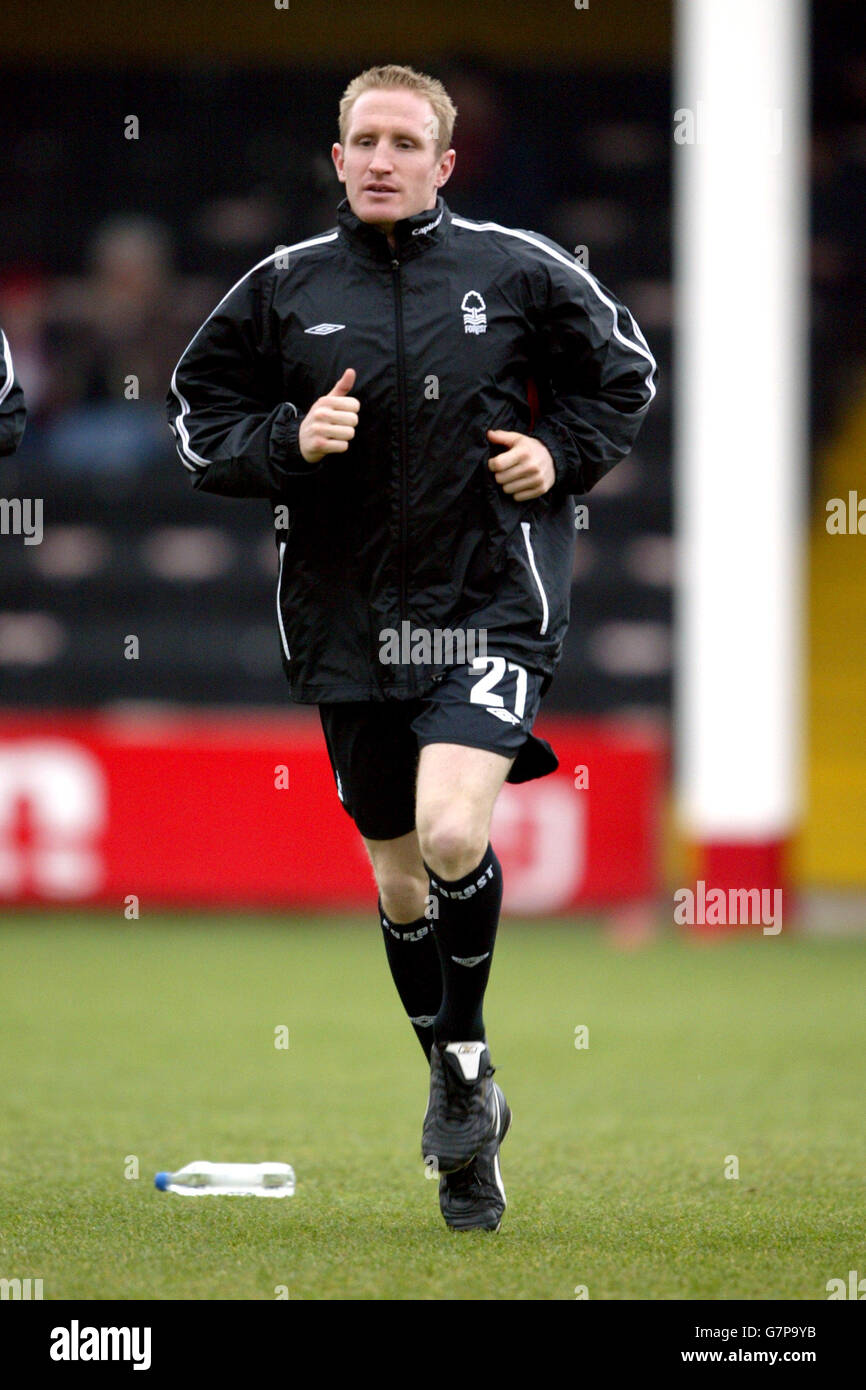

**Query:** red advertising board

left=0, top=712, right=665, bottom=912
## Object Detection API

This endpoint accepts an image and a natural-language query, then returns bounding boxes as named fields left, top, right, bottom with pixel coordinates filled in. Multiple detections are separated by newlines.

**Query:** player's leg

left=317, top=702, right=443, bottom=1060
left=412, top=741, right=511, bottom=1181
left=415, top=742, right=512, bottom=1046
left=411, top=656, right=556, bottom=1054
left=361, top=827, right=427, bottom=922
left=415, top=742, right=514, bottom=1224
left=361, top=829, right=442, bottom=1060
left=411, top=658, right=553, bottom=1204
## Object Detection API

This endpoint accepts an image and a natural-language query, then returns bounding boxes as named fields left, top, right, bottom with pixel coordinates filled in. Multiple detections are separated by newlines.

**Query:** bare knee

left=417, top=811, right=488, bottom=883
left=377, top=868, right=428, bottom=924
left=362, top=831, right=428, bottom=924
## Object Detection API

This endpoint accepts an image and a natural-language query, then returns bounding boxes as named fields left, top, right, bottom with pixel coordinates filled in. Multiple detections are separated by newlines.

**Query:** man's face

left=332, top=88, right=455, bottom=234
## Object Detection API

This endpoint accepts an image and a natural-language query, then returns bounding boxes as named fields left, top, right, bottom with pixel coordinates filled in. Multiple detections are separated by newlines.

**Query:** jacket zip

left=391, top=256, right=409, bottom=632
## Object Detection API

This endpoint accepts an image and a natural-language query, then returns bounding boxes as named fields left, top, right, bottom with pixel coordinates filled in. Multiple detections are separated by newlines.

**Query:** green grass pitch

left=1, top=915, right=864, bottom=1301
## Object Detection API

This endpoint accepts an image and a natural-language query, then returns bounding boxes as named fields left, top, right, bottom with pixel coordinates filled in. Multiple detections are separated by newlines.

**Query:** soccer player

left=0, top=327, right=27, bottom=456
left=167, top=64, right=656, bottom=1232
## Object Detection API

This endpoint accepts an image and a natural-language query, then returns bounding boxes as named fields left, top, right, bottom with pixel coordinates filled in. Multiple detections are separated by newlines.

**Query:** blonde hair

left=339, top=64, right=457, bottom=157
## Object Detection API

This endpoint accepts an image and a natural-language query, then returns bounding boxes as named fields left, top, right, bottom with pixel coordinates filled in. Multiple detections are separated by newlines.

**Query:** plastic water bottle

left=154, top=1161, right=295, bottom=1197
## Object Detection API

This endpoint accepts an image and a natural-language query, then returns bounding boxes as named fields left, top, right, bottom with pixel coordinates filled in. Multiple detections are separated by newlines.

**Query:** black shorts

left=318, top=656, right=559, bottom=840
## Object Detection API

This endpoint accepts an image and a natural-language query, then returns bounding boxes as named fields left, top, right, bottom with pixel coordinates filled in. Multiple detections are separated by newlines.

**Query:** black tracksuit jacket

left=0, top=329, right=26, bottom=457
left=167, top=196, right=657, bottom=702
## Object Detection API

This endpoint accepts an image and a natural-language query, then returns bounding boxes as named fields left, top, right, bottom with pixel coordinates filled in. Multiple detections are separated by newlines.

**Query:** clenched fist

left=299, top=368, right=360, bottom=463
left=487, top=428, right=556, bottom=501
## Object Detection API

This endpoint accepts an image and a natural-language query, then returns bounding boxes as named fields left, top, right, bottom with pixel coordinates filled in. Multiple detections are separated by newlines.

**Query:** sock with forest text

left=378, top=898, right=443, bottom=1061
left=423, top=842, right=503, bottom=1046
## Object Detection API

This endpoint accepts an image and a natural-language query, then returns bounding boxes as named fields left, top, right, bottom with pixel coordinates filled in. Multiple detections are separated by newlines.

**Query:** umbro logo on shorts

left=304, top=323, right=346, bottom=334
left=486, top=706, right=521, bottom=726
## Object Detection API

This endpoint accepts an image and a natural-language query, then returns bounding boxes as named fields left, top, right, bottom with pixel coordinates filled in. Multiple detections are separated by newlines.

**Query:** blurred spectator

left=434, top=66, right=553, bottom=228
left=194, top=190, right=286, bottom=280
left=43, top=215, right=215, bottom=474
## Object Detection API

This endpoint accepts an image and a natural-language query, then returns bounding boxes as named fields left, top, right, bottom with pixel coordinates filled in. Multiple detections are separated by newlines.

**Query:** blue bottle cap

left=154, top=1171, right=172, bottom=1191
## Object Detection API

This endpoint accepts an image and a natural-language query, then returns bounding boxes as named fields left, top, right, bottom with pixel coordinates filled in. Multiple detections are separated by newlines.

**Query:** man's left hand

left=486, top=429, right=556, bottom=501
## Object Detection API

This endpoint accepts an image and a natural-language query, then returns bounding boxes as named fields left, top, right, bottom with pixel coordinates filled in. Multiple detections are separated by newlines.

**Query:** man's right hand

left=298, top=368, right=360, bottom=463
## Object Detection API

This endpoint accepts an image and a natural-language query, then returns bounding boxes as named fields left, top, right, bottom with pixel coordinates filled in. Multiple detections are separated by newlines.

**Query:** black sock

left=423, top=843, right=503, bottom=1045
left=378, top=899, right=442, bottom=1061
